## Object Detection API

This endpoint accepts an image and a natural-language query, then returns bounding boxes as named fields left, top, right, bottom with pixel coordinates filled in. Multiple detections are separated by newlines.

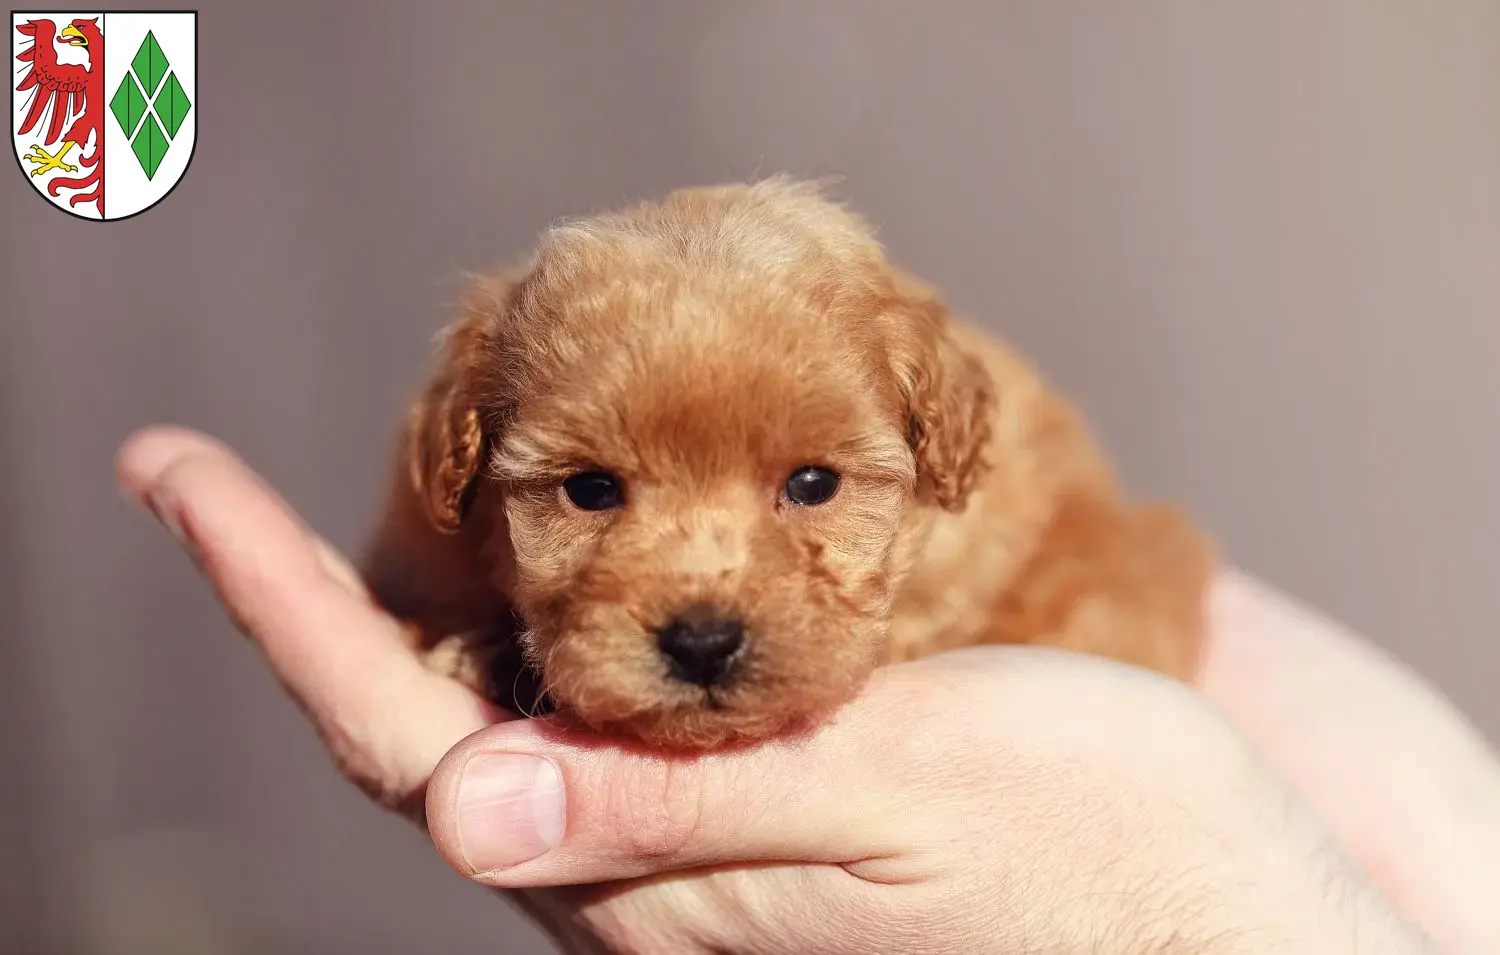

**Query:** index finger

left=117, top=425, right=501, bottom=814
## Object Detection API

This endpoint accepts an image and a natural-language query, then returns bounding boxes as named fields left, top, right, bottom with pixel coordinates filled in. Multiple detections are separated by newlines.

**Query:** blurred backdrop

left=4, top=1, right=1499, bottom=952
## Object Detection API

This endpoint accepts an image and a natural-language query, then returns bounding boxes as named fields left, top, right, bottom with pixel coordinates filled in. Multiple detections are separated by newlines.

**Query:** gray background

left=4, top=2, right=1497, bottom=952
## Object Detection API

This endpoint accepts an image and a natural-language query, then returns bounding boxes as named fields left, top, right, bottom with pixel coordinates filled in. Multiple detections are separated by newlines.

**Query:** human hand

left=118, top=425, right=1500, bottom=954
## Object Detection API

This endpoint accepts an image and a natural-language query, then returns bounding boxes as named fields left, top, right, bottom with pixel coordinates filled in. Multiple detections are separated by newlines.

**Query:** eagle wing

left=15, top=19, right=90, bottom=146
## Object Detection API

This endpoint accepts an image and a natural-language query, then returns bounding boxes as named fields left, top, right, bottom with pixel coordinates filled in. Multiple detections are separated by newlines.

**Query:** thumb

left=423, top=676, right=942, bottom=887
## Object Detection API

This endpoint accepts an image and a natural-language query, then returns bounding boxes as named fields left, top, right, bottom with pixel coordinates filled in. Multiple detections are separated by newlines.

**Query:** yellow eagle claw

left=24, top=143, right=79, bottom=176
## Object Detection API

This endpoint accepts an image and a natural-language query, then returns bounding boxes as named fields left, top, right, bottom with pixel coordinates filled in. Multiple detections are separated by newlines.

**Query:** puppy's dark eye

left=562, top=471, right=623, bottom=511
left=784, top=466, right=840, bottom=506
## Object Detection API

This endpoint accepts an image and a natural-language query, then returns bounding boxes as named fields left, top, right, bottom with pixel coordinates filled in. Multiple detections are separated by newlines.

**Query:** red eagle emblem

left=15, top=16, right=105, bottom=214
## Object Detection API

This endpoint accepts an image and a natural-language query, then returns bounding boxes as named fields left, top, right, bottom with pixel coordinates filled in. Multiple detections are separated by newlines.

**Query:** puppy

left=361, top=178, right=1214, bottom=750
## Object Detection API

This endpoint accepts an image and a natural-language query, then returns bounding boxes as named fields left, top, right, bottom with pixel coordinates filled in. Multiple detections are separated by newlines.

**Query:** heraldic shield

left=12, top=10, right=196, bottom=221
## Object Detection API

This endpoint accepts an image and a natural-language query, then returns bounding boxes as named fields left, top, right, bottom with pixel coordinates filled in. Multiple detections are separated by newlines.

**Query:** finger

left=423, top=713, right=909, bottom=889
left=420, top=648, right=1015, bottom=889
left=116, top=427, right=371, bottom=602
left=1199, top=569, right=1500, bottom=951
left=311, top=531, right=372, bottom=600
left=118, top=426, right=405, bottom=689
left=117, top=425, right=501, bottom=810
left=424, top=648, right=1220, bottom=890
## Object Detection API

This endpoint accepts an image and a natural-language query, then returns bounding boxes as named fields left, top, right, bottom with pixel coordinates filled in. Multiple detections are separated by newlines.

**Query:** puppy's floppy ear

left=885, top=281, right=996, bottom=512
left=406, top=275, right=512, bottom=533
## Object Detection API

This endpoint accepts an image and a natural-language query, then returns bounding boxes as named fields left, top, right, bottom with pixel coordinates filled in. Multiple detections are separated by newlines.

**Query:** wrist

left=1112, top=821, right=1435, bottom=955
left=964, top=700, right=1435, bottom=955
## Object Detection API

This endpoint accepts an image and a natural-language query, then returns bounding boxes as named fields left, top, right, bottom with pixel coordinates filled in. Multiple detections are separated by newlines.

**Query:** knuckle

left=606, top=757, right=712, bottom=864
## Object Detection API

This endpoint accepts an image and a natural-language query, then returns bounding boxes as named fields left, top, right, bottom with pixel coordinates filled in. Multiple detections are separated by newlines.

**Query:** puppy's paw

left=420, top=630, right=553, bottom=718
left=420, top=632, right=496, bottom=697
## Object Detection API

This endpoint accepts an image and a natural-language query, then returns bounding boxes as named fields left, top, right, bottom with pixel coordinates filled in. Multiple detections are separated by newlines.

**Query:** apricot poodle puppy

left=361, top=178, right=1213, bottom=750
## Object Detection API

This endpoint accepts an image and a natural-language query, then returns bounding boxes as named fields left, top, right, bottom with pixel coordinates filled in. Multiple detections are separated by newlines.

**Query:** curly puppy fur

left=362, top=178, right=1214, bottom=750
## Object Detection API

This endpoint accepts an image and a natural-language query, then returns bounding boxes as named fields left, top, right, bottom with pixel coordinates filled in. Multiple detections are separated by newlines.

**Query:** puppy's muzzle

left=655, top=605, right=746, bottom=687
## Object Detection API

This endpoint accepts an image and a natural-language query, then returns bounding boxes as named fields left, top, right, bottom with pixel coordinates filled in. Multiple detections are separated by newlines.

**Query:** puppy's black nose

left=656, top=610, right=745, bottom=687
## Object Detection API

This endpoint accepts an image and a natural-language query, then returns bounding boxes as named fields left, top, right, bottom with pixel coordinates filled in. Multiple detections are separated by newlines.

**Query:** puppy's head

left=409, top=179, right=994, bottom=748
